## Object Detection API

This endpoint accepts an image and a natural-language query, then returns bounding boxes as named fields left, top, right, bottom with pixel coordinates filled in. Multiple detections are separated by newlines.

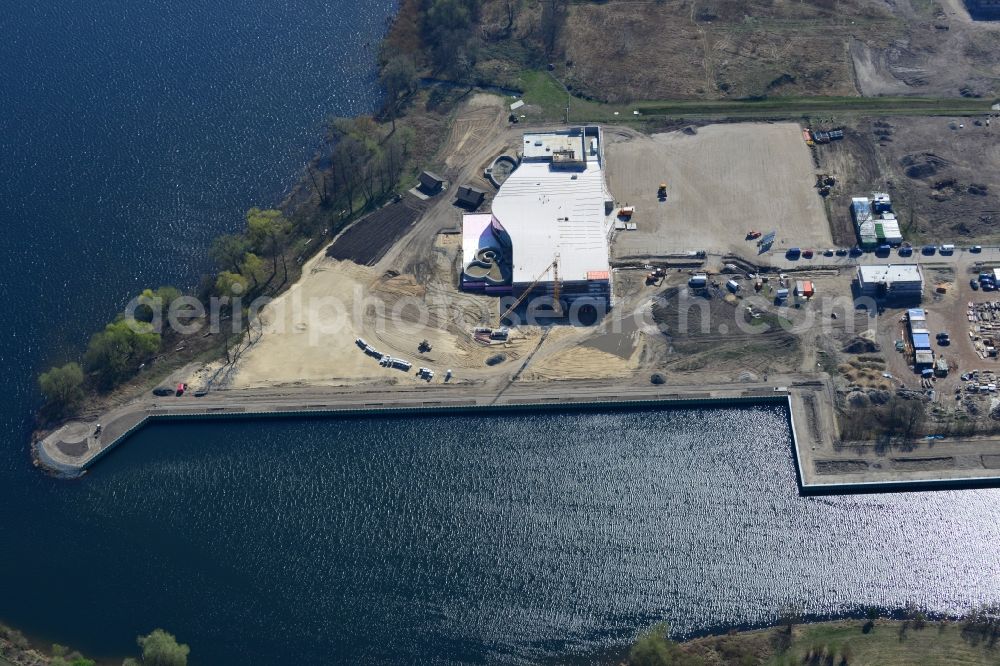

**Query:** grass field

left=767, top=620, right=1000, bottom=665
left=674, top=618, right=1000, bottom=665
left=515, top=70, right=996, bottom=124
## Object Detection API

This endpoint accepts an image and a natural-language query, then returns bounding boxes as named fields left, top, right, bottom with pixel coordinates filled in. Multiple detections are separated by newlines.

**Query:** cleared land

left=203, top=96, right=649, bottom=391
left=817, top=115, right=1000, bottom=244
left=556, top=0, right=999, bottom=103
left=325, top=196, right=428, bottom=265
left=606, top=122, right=833, bottom=259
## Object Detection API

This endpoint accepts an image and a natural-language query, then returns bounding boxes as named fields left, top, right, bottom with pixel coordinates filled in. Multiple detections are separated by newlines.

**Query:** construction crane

left=498, top=255, right=561, bottom=324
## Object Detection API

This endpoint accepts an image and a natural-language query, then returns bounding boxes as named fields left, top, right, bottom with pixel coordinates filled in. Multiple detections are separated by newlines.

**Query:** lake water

left=3, top=2, right=1000, bottom=665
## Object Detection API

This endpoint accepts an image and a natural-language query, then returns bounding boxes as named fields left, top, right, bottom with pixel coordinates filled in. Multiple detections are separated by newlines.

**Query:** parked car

left=898, top=246, right=913, bottom=257
left=971, top=245, right=983, bottom=253
left=940, top=244, right=955, bottom=255
left=849, top=246, right=864, bottom=257
left=786, top=247, right=801, bottom=260
left=971, top=279, right=980, bottom=290
left=875, top=244, right=891, bottom=257
left=922, top=245, right=937, bottom=255
left=802, top=249, right=814, bottom=259
left=823, top=249, right=834, bottom=257
left=835, top=248, right=848, bottom=256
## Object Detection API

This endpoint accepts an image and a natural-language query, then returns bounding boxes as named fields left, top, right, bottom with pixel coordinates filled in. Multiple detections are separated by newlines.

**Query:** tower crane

left=498, top=254, right=562, bottom=324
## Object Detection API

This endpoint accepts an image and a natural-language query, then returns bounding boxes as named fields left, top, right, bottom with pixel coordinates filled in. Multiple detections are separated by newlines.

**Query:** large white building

left=856, top=264, right=924, bottom=300
left=461, top=126, right=615, bottom=315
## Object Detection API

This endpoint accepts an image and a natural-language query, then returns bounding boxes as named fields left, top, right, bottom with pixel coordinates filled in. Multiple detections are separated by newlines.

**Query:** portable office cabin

left=418, top=171, right=446, bottom=194
left=871, top=192, right=892, bottom=214
left=455, top=184, right=486, bottom=209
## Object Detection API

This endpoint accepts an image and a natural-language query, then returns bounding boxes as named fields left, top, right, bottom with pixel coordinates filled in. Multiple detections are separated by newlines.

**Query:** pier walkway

left=33, top=376, right=1000, bottom=492
left=35, top=377, right=801, bottom=477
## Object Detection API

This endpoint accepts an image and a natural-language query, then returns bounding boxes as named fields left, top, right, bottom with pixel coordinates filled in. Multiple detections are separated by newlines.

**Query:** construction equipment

left=498, top=255, right=561, bottom=323
left=657, top=183, right=667, bottom=200
left=618, top=205, right=635, bottom=219
left=746, top=230, right=761, bottom=240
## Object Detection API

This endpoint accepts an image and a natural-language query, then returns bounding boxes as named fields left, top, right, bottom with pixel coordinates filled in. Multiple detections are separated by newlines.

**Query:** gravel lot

left=605, top=123, right=834, bottom=260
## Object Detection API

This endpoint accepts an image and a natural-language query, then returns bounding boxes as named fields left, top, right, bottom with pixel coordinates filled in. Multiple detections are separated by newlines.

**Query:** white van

left=940, top=244, right=955, bottom=254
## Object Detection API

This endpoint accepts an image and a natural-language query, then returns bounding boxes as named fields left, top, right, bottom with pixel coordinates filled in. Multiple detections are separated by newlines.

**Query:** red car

left=802, top=249, right=814, bottom=259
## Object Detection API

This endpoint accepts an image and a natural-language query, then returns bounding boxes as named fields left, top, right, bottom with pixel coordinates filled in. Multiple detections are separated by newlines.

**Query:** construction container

left=871, top=192, right=892, bottom=214
left=688, top=274, right=708, bottom=288
left=726, top=279, right=740, bottom=293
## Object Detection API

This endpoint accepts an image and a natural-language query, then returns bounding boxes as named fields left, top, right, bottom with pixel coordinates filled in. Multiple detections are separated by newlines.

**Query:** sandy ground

left=194, top=96, right=649, bottom=390
left=606, top=123, right=833, bottom=259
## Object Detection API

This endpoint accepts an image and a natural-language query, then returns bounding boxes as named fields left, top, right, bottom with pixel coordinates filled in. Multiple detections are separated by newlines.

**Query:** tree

left=239, top=253, right=267, bottom=291
left=215, top=271, right=250, bottom=298
left=210, top=234, right=251, bottom=274
left=380, top=55, right=418, bottom=131
left=134, top=286, right=183, bottom=324
left=540, top=0, right=568, bottom=57
left=130, top=629, right=189, bottom=666
left=331, top=137, right=370, bottom=214
left=82, top=320, right=161, bottom=390
left=246, top=208, right=292, bottom=282
left=38, top=363, right=85, bottom=417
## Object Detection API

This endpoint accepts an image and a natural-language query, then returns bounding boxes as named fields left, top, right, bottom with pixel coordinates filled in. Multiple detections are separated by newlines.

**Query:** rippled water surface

left=7, top=407, right=997, bottom=665
left=3, top=2, right=1000, bottom=665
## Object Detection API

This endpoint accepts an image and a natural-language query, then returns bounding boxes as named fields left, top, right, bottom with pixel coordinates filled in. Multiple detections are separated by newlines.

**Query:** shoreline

left=33, top=379, right=795, bottom=478
left=35, top=373, right=1000, bottom=492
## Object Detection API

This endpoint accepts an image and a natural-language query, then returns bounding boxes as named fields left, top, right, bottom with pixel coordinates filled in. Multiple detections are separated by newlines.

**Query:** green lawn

left=513, top=70, right=995, bottom=124
left=766, top=620, right=1000, bottom=665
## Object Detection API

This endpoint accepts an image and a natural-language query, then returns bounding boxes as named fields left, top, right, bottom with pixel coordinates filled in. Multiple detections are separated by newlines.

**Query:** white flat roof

left=522, top=132, right=585, bottom=161
left=858, top=264, right=923, bottom=284
left=491, top=158, right=611, bottom=284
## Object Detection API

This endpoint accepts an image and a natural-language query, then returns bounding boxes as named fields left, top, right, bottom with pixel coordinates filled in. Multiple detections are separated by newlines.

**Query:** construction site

left=36, top=84, right=1000, bottom=491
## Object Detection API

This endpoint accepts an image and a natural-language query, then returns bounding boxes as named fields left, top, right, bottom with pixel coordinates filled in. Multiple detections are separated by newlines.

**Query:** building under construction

left=965, top=0, right=1000, bottom=18
left=461, top=126, right=615, bottom=317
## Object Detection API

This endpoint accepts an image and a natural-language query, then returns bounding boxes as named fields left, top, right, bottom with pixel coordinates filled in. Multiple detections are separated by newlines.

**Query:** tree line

left=36, top=0, right=501, bottom=422
left=1, top=625, right=188, bottom=666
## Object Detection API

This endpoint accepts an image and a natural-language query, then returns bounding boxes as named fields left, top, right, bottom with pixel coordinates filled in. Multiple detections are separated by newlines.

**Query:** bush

left=83, top=320, right=161, bottom=390
left=38, top=362, right=86, bottom=417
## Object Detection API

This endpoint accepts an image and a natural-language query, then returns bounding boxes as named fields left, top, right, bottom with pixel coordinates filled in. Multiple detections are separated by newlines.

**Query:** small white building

left=856, top=264, right=924, bottom=300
